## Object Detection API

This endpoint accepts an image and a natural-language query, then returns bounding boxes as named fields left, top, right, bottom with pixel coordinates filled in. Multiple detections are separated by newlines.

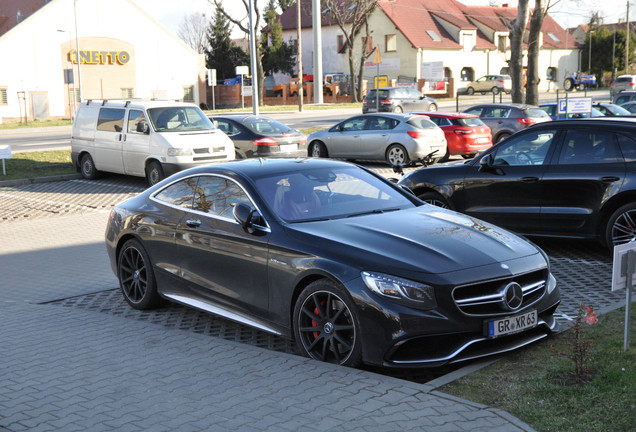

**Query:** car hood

left=287, top=206, right=541, bottom=275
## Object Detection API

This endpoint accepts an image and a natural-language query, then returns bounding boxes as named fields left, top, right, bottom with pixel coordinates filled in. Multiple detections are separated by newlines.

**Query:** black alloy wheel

left=293, top=280, right=361, bottom=367
left=606, top=203, right=636, bottom=247
left=118, top=239, right=163, bottom=309
left=417, top=191, right=450, bottom=209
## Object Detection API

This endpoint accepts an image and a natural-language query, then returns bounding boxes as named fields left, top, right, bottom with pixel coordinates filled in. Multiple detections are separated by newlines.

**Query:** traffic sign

left=558, top=97, right=592, bottom=114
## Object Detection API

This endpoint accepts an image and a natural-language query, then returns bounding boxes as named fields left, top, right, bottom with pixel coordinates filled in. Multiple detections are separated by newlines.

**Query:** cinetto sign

left=68, top=50, right=131, bottom=65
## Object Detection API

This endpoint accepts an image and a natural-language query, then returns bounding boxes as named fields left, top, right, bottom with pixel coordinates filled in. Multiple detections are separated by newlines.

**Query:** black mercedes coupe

left=105, top=158, right=560, bottom=368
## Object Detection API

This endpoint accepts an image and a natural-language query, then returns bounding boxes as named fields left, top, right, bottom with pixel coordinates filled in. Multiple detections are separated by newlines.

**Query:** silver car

left=307, top=113, right=447, bottom=165
left=465, top=75, right=512, bottom=95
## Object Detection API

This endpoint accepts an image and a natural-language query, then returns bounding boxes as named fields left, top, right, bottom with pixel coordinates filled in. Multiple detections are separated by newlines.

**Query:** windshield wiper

left=346, top=208, right=401, bottom=218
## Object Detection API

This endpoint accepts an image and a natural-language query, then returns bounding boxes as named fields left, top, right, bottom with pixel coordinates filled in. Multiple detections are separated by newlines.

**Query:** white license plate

left=279, top=144, right=298, bottom=152
left=486, top=310, right=537, bottom=338
left=476, top=137, right=490, bottom=144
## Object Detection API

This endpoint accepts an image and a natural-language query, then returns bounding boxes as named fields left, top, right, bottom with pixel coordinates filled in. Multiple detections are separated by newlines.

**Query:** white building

left=0, top=0, right=206, bottom=122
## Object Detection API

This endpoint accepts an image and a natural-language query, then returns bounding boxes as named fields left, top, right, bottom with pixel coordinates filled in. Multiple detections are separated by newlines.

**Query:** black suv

left=398, top=118, right=636, bottom=248
left=362, top=87, right=437, bottom=114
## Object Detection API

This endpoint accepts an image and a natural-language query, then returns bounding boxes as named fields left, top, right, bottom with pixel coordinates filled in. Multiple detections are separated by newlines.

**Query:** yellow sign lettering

left=69, top=50, right=131, bottom=65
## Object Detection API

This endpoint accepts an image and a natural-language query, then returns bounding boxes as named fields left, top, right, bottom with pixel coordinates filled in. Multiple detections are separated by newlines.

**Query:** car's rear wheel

left=309, top=141, right=328, bottom=158
left=146, top=161, right=164, bottom=186
left=293, top=279, right=362, bottom=367
left=80, top=153, right=99, bottom=180
left=117, top=239, right=163, bottom=310
left=393, top=106, right=403, bottom=113
left=492, top=87, right=500, bottom=95
left=605, top=203, right=636, bottom=248
left=438, top=147, right=451, bottom=162
left=417, top=191, right=450, bottom=209
left=496, top=133, right=510, bottom=143
left=466, top=87, right=475, bottom=95
left=386, top=144, right=409, bottom=166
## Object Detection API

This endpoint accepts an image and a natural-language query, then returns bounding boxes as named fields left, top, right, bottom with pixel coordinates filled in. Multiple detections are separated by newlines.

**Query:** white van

left=71, top=100, right=235, bottom=185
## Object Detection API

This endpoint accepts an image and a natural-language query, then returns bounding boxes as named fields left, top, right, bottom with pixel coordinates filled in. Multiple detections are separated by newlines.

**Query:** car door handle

left=520, top=176, right=539, bottom=182
left=185, top=219, right=201, bottom=228
left=600, top=176, right=620, bottom=183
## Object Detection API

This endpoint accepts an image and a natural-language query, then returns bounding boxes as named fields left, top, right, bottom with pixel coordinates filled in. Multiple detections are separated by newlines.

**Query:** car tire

left=417, top=191, right=451, bottom=209
left=309, top=141, right=328, bottom=158
left=438, top=147, right=451, bottom=163
left=392, top=106, right=403, bottom=113
left=386, top=144, right=409, bottom=166
left=496, top=133, right=510, bottom=143
left=293, top=279, right=362, bottom=367
left=80, top=153, right=99, bottom=180
left=466, top=87, right=474, bottom=95
left=117, top=239, right=164, bottom=310
left=146, top=161, right=164, bottom=186
left=428, top=103, right=437, bottom=112
left=605, top=203, right=636, bottom=248
left=492, top=87, right=500, bottom=95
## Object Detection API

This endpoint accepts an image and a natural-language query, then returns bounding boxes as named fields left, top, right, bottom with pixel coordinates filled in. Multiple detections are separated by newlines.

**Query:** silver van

left=71, top=100, right=234, bottom=185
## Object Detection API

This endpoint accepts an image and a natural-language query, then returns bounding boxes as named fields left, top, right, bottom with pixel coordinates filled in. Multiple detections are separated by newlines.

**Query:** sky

left=131, top=0, right=631, bottom=38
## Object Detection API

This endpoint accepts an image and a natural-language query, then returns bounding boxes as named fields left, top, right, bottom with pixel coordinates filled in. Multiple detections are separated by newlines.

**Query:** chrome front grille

left=452, top=270, right=548, bottom=316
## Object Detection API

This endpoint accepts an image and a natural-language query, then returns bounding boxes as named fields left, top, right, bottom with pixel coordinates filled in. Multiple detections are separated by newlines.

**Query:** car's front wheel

left=309, top=141, right=328, bottom=158
left=293, top=279, right=362, bottom=367
left=605, top=203, right=636, bottom=248
left=117, top=239, right=164, bottom=310
left=428, top=103, right=437, bottom=112
left=146, top=161, right=164, bottom=186
left=417, top=191, right=450, bottom=209
left=386, top=144, right=409, bottom=166
left=392, top=106, right=403, bottom=113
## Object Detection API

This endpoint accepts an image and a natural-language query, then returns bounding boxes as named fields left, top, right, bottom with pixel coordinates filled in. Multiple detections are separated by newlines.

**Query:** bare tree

left=526, top=0, right=548, bottom=105
left=506, top=0, right=530, bottom=103
left=323, top=0, right=377, bottom=102
left=178, top=12, right=210, bottom=54
left=210, top=0, right=265, bottom=105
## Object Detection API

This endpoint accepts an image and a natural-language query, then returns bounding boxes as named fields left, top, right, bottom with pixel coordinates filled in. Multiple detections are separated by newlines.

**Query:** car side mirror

left=136, top=122, right=150, bottom=134
left=233, top=203, right=263, bottom=234
left=479, top=153, right=494, bottom=171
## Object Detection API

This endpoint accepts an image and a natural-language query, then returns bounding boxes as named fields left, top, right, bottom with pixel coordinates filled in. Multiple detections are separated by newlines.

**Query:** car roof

left=412, top=112, right=478, bottom=119
left=360, top=112, right=424, bottom=120
left=533, top=118, right=636, bottom=126
left=208, top=114, right=274, bottom=121
left=82, top=99, right=198, bottom=110
left=466, top=103, right=538, bottom=109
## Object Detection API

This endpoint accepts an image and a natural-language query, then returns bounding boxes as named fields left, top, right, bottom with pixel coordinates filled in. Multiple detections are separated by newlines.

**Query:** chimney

left=502, top=3, right=509, bottom=7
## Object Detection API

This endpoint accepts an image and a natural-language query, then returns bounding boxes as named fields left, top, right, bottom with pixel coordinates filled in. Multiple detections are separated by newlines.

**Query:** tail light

left=611, top=83, right=616, bottom=87
left=453, top=127, right=473, bottom=135
left=299, top=136, right=307, bottom=144
left=518, top=117, right=537, bottom=125
left=253, top=137, right=277, bottom=146
left=380, top=98, right=393, bottom=105
left=408, top=130, right=426, bottom=139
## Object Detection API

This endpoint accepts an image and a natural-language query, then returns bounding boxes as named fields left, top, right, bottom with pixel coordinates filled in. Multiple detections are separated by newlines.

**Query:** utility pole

left=297, top=0, right=303, bottom=112
left=312, top=0, right=323, bottom=104
left=627, top=1, right=630, bottom=74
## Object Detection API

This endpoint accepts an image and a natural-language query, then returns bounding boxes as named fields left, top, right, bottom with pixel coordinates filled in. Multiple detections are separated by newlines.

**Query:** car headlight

left=167, top=147, right=193, bottom=156
left=361, top=271, right=437, bottom=308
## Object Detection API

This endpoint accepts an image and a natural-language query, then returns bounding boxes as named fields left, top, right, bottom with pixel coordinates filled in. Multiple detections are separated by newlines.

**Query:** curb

left=0, top=173, right=81, bottom=187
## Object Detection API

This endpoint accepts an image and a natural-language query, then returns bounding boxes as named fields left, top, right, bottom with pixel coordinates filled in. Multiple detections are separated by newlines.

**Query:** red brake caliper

left=312, top=301, right=325, bottom=339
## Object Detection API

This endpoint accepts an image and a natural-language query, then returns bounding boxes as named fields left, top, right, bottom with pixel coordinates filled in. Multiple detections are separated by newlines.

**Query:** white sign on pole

left=0, top=145, right=10, bottom=176
left=242, top=86, right=253, bottom=97
left=611, top=242, right=636, bottom=291
left=207, top=69, right=216, bottom=87
left=558, top=97, right=592, bottom=114
left=235, top=66, right=249, bottom=76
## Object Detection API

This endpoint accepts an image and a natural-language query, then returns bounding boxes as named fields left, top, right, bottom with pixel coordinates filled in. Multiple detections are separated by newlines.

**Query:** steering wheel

left=516, top=152, right=532, bottom=165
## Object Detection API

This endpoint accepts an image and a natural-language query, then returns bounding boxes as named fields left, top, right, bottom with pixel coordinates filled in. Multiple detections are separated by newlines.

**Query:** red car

left=415, top=112, right=492, bottom=161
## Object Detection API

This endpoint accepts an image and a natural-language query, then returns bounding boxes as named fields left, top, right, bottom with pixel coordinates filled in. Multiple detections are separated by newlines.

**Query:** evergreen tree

left=262, top=0, right=295, bottom=76
left=205, top=8, right=249, bottom=81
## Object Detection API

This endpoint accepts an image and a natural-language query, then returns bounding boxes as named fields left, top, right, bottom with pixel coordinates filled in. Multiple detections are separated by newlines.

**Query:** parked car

left=416, top=112, right=492, bottom=161
left=539, top=103, right=603, bottom=120
left=591, top=102, right=636, bottom=117
left=106, top=158, right=561, bottom=368
left=463, top=103, right=552, bottom=143
left=209, top=115, right=307, bottom=159
left=464, top=75, right=512, bottom=95
left=362, top=87, right=437, bottom=114
left=613, top=90, right=636, bottom=105
left=307, top=113, right=447, bottom=165
left=398, top=118, right=636, bottom=248
left=71, top=100, right=234, bottom=186
left=619, top=101, right=636, bottom=113
left=611, top=74, right=636, bottom=93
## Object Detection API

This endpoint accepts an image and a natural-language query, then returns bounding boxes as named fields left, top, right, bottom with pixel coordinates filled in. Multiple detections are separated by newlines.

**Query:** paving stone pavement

left=0, top=184, right=539, bottom=431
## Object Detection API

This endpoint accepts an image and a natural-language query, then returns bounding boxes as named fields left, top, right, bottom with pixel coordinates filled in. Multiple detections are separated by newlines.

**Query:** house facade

left=0, top=0, right=205, bottom=122
left=272, top=0, right=581, bottom=96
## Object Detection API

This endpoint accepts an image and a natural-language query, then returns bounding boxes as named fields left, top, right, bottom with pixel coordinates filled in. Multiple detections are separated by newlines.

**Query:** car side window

left=193, top=176, right=253, bottom=219
left=215, top=119, right=238, bottom=135
left=558, top=130, right=621, bottom=165
left=127, top=110, right=148, bottom=134
left=492, top=129, right=556, bottom=166
left=365, top=117, right=396, bottom=130
left=341, top=117, right=366, bottom=132
left=154, top=177, right=198, bottom=208
left=464, top=107, right=483, bottom=116
left=617, top=134, right=636, bottom=162
left=97, top=108, right=125, bottom=132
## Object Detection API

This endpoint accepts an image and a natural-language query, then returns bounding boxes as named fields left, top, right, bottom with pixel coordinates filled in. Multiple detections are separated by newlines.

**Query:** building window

left=426, top=30, right=441, bottom=42
left=444, top=67, right=452, bottom=81
left=462, top=33, right=474, bottom=51
left=497, top=35, right=508, bottom=52
left=121, top=88, right=134, bottom=98
left=0, top=88, right=7, bottom=104
left=337, top=35, right=346, bottom=53
left=460, top=67, right=474, bottom=82
left=183, top=86, right=194, bottom=102
left=68, top=88, right=80, bottom=103
left=386, top=34, right=396, bottom=52
left=546, top=67, right=557, bottom=81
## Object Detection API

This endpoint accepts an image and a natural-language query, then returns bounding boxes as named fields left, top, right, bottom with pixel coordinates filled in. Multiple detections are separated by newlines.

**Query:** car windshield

left=242, top=117, right=293, bottom=134
left=148, top=107, right=214, bottom=132
left=255, top=165, right=414, bottom=222
left=456, top=117, right=486, bottom=127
